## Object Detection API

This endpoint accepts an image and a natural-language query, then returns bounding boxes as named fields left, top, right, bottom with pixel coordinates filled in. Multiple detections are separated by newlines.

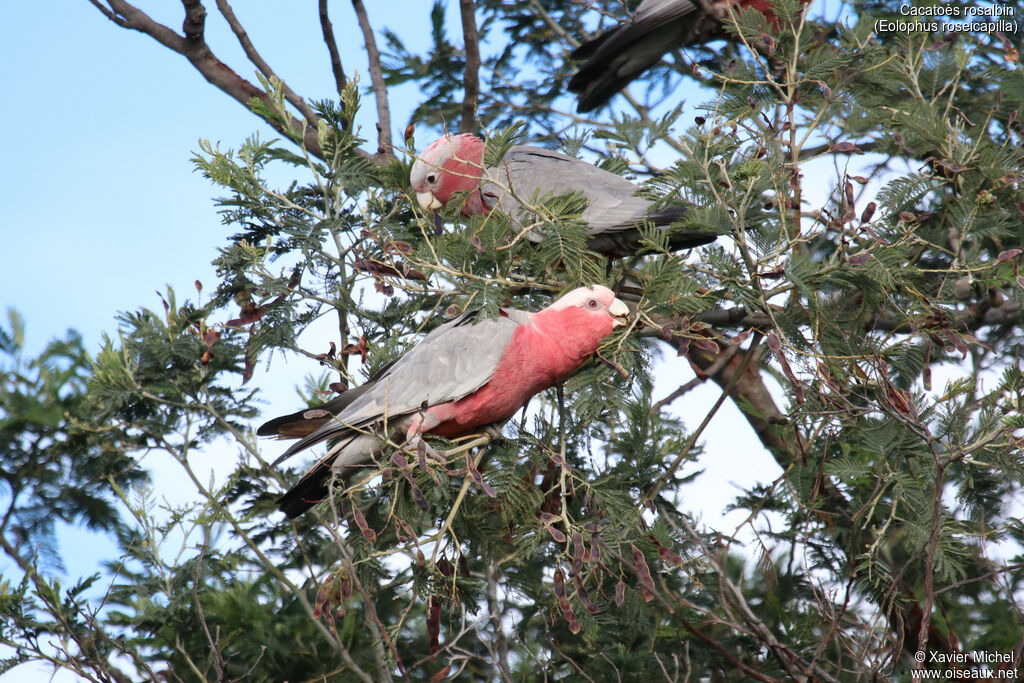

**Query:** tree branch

left=91, top=0, right=398, bottom=163
left=192, top=542, right=227, bottom=681
left=214, top=0, right=319, bottom=124
left=797, top=139, right=879, bottom=162
left=458, top=0, right=481, bottom=134
left=350, top=0, right=393, bottom=154
left=319, top=0, right=347, bottom=98
left=181, top=0, right=206, bottom=41
left=668, top=330, right=963, bottom=662
left=102, top=0, right=187, bottom=51
left=650, top=343, right=740, bottom=414
left=87, top=0, right=125, bottom=26
left=486, top=560, right=513, bottom=682
left=686, top=298, right=1021, bottom=336
left=654, top=296, right=1021, bottom=459
left=680, top=336, right=794, bottom=461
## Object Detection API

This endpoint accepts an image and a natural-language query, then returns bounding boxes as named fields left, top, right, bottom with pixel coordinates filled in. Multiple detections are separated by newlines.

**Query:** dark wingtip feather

left=257, top=393, right=360, bottom=439
left=570, top=71, right=641, bottom=113
left=566, top=28, right=631, bottom=112
left=665, top=230, right=719, bottom=250
left=276, top=460, right=332, bottom=518
left=276, top=457, right=373, bottom=518
left=256, top=416, right=285, bottom=437
left=257, top=408, right=329, bottom=438
left=270, top=423, right=347, bottom=467
left=569, top=29, right=616, bottom=63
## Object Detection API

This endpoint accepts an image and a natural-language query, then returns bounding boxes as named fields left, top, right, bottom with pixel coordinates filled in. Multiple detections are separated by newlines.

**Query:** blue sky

left=0, top=2, right=802, bottom=679
left=1, top=2, right=435, bottom=357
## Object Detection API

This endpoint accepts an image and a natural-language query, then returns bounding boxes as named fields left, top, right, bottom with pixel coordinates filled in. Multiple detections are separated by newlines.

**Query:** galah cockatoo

left=409, top=133, right=717, bottom=258
left=568, top=0, right=808, bottom=112
left=260, top=285, right=630, bottom=518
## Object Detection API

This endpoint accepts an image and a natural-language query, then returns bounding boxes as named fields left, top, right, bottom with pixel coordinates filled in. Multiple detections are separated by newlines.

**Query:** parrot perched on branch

left=260, top=285, right=630, bottom=518
left=409, top=133, right=717, bottom=258
left=568, top=0, right=808, bottom=112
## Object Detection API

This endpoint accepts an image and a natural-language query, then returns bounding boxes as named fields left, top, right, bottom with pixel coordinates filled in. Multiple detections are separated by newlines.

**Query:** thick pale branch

left=458, top=0, right=481, bottom=134
left=350, top=0, right=393, bottom=154
left=319, top=0, right=347, bottom=98
left=680, top=337, right=795, bottom=461
left=102, top=0, right=187, bottom=51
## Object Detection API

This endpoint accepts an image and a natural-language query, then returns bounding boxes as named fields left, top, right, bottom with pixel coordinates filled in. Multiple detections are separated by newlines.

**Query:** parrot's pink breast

left=425, top=308, right=613, bottom=437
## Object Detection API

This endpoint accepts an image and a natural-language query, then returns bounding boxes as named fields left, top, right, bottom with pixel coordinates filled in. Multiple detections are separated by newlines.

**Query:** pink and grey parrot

left=409, top=133, right=717, bottom=258
left=568, top=0, right=807, bottom=112
left=260, top=285, right=629, bottom=518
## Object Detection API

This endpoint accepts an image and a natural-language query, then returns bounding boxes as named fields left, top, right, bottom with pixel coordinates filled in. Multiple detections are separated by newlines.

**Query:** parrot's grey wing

left=483, top=146, right=719, bottom=256
left=568, top=0, right=700, bottom=112
left=482, top=146, right=657, bottom=233
left=340, top=312, right=522, bottom=422
left=272, top=310, right=524, bottom=465
left=269, top=311, right=477, bottom=466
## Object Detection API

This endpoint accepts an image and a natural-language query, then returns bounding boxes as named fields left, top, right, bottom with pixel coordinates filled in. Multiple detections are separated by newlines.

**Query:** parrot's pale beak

left=609, top=298, right=630, bottom=328
left=416, top=191, right=443, bottom=212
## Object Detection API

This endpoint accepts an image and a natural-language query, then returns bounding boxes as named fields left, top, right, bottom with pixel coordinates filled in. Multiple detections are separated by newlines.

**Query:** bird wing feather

left=271, top=310, right=525, bottom=465
left=482, top=146, right=656, bottom=233
left=587, top=0, right=699, bottom=64
left=340, top=313, right=522, bottom=424
left=568, top=0, right=701, bottom=112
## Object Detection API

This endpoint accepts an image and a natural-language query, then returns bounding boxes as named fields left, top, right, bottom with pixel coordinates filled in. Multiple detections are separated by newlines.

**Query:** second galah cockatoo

left=409, top=133, right=717, bottom=258
left=568, top=0, right=809, bottom=112
left=260, top=285, right=630, bottom=518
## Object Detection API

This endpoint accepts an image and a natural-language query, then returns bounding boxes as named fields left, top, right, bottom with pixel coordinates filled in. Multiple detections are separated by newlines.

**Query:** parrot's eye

left=426, top=173, right=437, bottom=184
left=586, top=298, right=599, bottom=309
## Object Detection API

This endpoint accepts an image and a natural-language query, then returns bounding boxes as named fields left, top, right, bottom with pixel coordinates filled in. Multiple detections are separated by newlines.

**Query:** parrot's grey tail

left=276, top=434, right=375, bottom=518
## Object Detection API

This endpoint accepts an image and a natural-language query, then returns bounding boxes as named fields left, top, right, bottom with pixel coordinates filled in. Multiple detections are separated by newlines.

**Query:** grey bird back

left=480, top=146, right=657, bottom=234
left=273, top=308, right=528, bottom=463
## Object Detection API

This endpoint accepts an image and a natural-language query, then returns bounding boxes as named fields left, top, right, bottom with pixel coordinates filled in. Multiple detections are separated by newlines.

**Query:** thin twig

left=645, top=334, right=764, bottom=502
left=214, top=0, right=319, bottom=123
left=87, top=0, right=125, bottom=25
left=678, top=516, right=840, bottom=683
left=319, top=0, right=347, bottom=98
left=650, top=344, right=740, bottom=414
left=192, top=540, right=226, bottom=682
left=486, top=560, right=513, bottom=683
left=915, top=453, right=948, bottom=673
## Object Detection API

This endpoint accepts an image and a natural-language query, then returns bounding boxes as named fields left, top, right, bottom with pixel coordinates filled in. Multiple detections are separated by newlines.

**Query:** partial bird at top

left=410, top=133, right=718, bottom=258
left=568, top=0, right=810, bottom=112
